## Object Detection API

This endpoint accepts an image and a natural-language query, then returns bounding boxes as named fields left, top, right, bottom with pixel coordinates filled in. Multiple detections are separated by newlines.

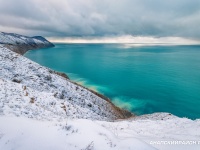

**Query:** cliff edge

left=0, top=32, right=54, bottom=55
left=0, top=32, right=132, bottom=121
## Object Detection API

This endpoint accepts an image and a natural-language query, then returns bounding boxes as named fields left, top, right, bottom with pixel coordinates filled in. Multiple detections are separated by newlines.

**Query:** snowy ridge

left=0, top=32, right=52, bottom=46
left=1, top=32, right=200, bottom=150
left=0, top=31, right=54, bottom=55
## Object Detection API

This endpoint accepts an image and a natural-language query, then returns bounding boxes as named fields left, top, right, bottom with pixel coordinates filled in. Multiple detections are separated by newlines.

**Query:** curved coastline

left=23, top=47, right=133, bottom=119
left=2, top=32, right=199, bottom=121
left=0, top=32, right=133, bottom=120
left=28, top=43, right=200, bottom=120
left=2, top=32, right=200, bottom=150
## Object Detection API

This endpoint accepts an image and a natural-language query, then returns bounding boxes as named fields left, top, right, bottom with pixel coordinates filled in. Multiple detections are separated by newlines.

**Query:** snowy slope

left=100, top=113, right=200, bottom=150
left=1, top=32, right=200, bottom=150
left=0, top=32, right=54, bottom=54
left=0, top=113, right=200, bottom=150
left=0, top=46, right=130, bottom=121
left=0, top=32, right=53, bottom=46
left=0, top=116, right=156, bottom=150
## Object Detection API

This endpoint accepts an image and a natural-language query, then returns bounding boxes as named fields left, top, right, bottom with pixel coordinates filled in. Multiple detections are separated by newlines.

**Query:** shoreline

left=23, top=47, right=133, bottom=119
left=11, top=40, right=134, bottom=119
left=0, top=33, right=133, bottom=120
left=1, top=32, right=199, bottom=121
left=24, top=43, right=199, bottom=120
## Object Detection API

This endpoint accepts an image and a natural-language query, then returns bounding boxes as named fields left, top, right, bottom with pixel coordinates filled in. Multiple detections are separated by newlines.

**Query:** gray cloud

left=0, top=0, right=200, bottom=39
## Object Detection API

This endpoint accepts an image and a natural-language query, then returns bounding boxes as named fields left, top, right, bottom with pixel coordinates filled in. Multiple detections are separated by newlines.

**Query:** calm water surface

left=25, top=44, right=200, bottom=119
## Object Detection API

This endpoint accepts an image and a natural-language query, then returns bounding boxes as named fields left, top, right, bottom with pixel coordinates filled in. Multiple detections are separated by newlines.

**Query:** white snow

left=0, top=116, right=156, bottom=150
left=102, top=114, right=200, bottom=150
left=0, top=114, right=200, bottom=150
left=1, top=33, right=200, bottom=150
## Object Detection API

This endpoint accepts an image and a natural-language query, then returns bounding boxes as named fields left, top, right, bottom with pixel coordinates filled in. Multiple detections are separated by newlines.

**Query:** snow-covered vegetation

left=0, top=45, right=131, bottom=121
left=0, top=32, right=200, bottom=150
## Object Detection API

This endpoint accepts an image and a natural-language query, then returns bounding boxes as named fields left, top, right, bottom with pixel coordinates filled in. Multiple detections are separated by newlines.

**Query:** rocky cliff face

left=0, top=32, right=54, bottom=55
left=0, top=32, right=132, bottom=121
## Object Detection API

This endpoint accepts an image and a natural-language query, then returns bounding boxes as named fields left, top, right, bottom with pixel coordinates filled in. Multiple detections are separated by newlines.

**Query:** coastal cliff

left=0, top=32, right=54, bottom=55
left=0, top=31, right=132, bottom=121
left=1, top=32, right=200, bottom=150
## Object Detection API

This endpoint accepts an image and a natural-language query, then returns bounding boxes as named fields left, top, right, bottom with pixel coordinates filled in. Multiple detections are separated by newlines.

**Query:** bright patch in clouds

left=48, top=36, right=200, bottom=45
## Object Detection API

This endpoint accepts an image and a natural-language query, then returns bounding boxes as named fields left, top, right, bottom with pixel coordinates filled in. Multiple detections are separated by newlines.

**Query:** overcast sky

left=0, top=0, right=200, bottom=41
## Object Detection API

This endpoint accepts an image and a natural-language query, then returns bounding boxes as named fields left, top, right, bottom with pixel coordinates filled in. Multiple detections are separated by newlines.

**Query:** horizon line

left=47, top=36, right=200, bottom=45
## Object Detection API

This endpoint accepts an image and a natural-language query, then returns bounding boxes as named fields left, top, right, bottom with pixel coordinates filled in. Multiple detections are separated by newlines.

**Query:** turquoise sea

left=25, top=44, right=200, bottom=119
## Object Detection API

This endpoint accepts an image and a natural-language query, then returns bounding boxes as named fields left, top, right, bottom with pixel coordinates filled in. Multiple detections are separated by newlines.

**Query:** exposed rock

left=49, top=70, right=69, bottom=79
left=12, top=78, right=21, bottom=83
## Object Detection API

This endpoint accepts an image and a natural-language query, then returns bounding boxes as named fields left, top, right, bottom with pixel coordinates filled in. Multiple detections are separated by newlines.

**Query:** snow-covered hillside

left=0, top=32, right=51, bottom=45
left=1, top=32, right=200, bottom=150
left=0, top=32, right=54, bottom=55
left=0, top=45, right=131, bottom=121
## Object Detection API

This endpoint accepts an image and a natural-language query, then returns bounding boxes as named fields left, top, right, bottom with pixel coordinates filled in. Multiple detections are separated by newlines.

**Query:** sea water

left=25, top=44, right=200, bottom=119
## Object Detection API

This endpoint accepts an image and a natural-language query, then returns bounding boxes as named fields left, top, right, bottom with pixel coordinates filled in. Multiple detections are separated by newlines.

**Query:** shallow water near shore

left=25, top=44, right=200, bottom=119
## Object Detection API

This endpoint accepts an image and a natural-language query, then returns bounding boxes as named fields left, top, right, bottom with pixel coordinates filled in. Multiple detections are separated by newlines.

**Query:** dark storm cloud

left=0, top=0, right=200, bottom=39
